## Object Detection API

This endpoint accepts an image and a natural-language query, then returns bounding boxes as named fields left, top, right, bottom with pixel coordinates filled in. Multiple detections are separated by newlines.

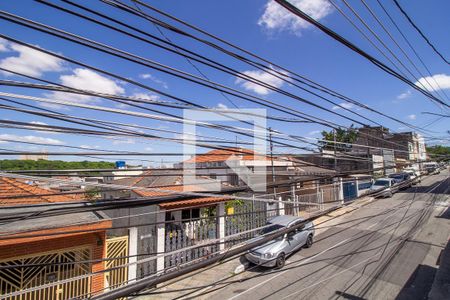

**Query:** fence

left=225, top=200, right=268, bottom=247
left=164, top=218, right=218, bottom=269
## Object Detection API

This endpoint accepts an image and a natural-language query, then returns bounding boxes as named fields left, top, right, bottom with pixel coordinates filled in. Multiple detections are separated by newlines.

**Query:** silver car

left=370, top=178, right=398, bottom=198
left=245, top=215, right=314, bottom=268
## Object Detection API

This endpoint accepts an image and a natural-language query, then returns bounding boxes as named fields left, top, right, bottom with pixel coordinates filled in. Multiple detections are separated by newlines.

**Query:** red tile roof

left=184, top=148, right=268, bottom=163
left=0, top=177, right=85, bottom=206
left=158, top=197, right=224, bottom=209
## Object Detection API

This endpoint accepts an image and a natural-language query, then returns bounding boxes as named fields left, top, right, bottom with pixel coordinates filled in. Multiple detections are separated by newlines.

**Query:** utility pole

left=269, top=128, right=277, bottom=199
left=333, top=128, right=337, bottom=171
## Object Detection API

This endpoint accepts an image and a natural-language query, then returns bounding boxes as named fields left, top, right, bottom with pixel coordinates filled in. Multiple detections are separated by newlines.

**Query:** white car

left=370, top=178, right=398, bottom=198
left=403, top=169, right=420, bottom=184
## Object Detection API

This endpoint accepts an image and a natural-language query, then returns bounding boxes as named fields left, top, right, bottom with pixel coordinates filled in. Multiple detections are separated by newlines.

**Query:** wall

left=103, top=204, right=158, bottom=279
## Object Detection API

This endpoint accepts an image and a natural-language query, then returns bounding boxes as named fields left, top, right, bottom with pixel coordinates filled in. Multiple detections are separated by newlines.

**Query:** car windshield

left=374, top=180, right=390, bottom=187
left=259, top=224, right=285, bottom=235
left=390, top=175, right=403, bottom=180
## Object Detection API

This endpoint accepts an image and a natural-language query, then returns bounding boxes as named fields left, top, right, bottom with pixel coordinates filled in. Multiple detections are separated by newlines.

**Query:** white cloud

left=28, top=121, right=58, bottom=135
left=397, top=90, right=412, bottom=100
left=59, top=68, right=124, bottom=99
left=308, top=130, right=321, bottom=135
left=216, top=103, right=229, bottom=110
left=131, top=92, right=160, bottom=101
left=415, top=74, right=450, bottom=91
left=407, top=114, right=416, bottom=120
left=112, top=138, right=135, bottom=145
left=0, top=42, right=63, bottom=77
left=80, top=145, right=100, bottom=149
left=30, top=121, right=47, bottom=125
left=139, top=73, right=168, bottom=89
left=45, top=68, right=124, bottom=108
left=332, top=102, right=355, bottom=110
left=115, top=103, right=130, bottom=109
left=0, top=38, right=9, bottom=52
left=235, top=67, right=287, bottom=95
left=0, top=134, right=64, bottom=145
left=144, top=147, right=153, bottom=151
left=258, top=0, right=333, bottom=35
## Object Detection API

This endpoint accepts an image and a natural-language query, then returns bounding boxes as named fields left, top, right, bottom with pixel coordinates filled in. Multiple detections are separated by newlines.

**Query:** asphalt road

left=202, top=170, right=450, bottom=300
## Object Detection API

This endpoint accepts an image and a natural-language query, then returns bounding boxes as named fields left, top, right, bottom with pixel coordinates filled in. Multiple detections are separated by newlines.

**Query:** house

left=0, top=177, right=112, bottom=300
left=102, top=169, right=233, bottom=278
left=100, top=148, right=342, bottom=279
left=353, top=126, right=426, bottom=171
left=102, top=161, right=145, bottom=183
left=180, top=148, right=340, bottom=215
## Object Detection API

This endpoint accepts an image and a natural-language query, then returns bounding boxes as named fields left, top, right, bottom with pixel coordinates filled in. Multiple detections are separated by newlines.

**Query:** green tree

left=320, top=124, right=358, bottom=151
left=0, top=159, right=115, bottom=171
left=426, top=145, right=450, bottom=161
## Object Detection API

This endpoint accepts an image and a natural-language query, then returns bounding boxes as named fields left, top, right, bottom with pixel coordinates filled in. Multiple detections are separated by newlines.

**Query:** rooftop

left=0, top=177, right=85, bottom=206
left=184, top=148, right=269, bottom=164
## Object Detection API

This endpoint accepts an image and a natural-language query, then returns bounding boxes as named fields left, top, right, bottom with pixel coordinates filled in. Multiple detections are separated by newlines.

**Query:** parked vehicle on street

left=245, top=215, right=314, bottom=268
left=370, top=178, right=398, bottom=198
left=388, top=172, right=412, bottom=189
left=403, top=169, right=420, bottom=184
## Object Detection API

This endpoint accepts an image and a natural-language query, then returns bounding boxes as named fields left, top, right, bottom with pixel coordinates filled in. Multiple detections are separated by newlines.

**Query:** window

left=181, top=208, right=201, bottom=220
left=229, top=174, right=239, bottom=186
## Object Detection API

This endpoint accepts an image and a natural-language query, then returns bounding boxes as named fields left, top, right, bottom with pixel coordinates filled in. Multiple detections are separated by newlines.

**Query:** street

left=185, top=171, right=449, bottom=300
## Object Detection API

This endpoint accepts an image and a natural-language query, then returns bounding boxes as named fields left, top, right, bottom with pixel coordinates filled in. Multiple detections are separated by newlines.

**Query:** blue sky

left=0, top=0, right=449, bottom=166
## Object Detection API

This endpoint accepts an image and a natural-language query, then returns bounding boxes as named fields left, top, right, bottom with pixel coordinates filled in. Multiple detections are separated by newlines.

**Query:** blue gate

left=343, top=181, right=357, bottom=201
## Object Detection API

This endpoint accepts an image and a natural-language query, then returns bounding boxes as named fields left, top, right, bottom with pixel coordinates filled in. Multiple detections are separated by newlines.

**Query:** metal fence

left=225, top=200, right=268, bottom=247
left=164, top=219, right=218, bottom=268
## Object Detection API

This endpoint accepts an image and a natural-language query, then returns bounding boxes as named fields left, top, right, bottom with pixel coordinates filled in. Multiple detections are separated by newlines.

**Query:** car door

left=291, top=223, right=308, bottom=251
left=285, top=229, right=298, bottom=254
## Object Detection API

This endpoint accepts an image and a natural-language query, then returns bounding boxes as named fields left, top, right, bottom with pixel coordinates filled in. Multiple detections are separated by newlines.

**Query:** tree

left=0, top=159, right=115, bottom=171
left=320, top=124, right=358, bottom=151
left=426, top=145, right=450, bottom=161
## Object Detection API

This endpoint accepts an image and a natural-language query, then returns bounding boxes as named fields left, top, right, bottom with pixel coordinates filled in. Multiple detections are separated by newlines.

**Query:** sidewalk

left=137, top=196, right=375, bottom=299
left=428, top=239, right=450, bottom=299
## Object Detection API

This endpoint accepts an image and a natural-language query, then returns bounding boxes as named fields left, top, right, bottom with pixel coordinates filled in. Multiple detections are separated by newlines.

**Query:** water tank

left=115, top=161, right=126, bottom=169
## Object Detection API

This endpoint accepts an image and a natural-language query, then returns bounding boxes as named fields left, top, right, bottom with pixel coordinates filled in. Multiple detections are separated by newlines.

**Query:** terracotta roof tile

left=0, top=177, right=85, bottom=206
left=184, top=148, right=268, bottom=163
left=158, top=197, right=224, bottom=209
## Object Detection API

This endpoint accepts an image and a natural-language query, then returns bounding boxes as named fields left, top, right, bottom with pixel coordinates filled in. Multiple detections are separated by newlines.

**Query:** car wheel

left=305, top=234, right=313, bottom=248
left=387, top=191, right=393, bottom=198
left=275, top=253, right=285, bottom=269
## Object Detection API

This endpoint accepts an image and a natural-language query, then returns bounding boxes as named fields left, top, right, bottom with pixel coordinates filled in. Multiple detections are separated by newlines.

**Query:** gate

left=0, top=247, right=91, bottom=300
left=105, top=236, right=129, bottom=291
left=343, top=181, right=357, bottom=201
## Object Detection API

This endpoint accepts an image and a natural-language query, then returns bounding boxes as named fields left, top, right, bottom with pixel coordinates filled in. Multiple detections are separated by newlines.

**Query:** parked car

left=245, top=215, right=314, bottom=268
left=370, top=178, right=398, bottom=198
left=388, top=172, right=412, bottom=189
left=403, top=169, right=420, bottom=184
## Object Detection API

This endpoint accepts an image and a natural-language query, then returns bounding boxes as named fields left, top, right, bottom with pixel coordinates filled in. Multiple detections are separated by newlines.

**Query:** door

left=343, top=181, right=357, bottom=201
